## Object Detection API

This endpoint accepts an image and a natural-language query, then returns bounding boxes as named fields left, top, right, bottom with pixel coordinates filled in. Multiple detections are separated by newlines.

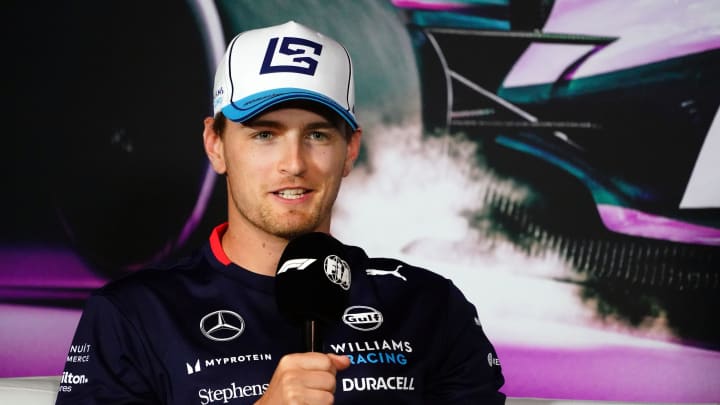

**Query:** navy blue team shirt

left=56, top=223, right=505, bottom=404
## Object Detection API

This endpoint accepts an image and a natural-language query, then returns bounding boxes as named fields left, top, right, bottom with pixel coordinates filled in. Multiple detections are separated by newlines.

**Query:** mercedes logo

left=199, top=310, right=245, bottom=341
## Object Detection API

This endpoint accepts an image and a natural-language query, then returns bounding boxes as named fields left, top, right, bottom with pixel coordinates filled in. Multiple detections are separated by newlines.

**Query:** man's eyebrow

left=244, top=120, right=338, bottom=131
left=243, top=119, right=284, bottom=129
left=305, top=121, right=338, bottom=131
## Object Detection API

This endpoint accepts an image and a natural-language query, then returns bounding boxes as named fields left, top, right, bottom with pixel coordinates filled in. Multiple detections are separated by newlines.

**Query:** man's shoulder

left=94, top=247, right=208, bottom=301
left=346, top=245, right=450, bottom=291
left=365, top=257, right=445, bottom=282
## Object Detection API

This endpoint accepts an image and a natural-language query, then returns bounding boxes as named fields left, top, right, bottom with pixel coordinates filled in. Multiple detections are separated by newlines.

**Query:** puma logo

left=366, top=265, right=407, bottom=281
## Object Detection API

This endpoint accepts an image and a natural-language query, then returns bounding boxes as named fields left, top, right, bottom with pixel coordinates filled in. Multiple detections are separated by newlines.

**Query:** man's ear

left=343, top=128, right=363, bottom=177
left=203, top=117, right=227, bottom=175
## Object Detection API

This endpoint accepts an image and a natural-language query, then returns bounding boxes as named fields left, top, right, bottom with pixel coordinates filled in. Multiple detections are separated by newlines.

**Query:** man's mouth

left=274, top=188, right=309, bottom=200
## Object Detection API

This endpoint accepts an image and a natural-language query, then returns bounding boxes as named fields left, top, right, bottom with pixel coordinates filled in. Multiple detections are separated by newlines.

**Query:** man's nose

left=277, top=137, right=307, bottom=176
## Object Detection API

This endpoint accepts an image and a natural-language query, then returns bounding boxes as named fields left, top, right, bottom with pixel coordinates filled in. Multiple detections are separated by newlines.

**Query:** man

left=55, top=21, right=505, bottom=404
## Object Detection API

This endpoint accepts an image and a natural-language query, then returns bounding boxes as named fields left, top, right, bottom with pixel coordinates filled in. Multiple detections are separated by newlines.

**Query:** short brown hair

left=213, top=101, right=354, bottom=141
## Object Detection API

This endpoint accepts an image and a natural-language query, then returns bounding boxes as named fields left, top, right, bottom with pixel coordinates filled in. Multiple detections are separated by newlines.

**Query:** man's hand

left=255, top=353, right=350, bottom=405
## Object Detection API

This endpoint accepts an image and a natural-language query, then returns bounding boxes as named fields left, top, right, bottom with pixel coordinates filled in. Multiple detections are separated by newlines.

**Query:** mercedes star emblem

left=199, top=310, right=245, bottom=341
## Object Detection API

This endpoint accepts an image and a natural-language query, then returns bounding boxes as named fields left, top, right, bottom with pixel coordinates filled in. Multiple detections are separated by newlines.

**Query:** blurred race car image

left=392, top=0, right=720, bottom=246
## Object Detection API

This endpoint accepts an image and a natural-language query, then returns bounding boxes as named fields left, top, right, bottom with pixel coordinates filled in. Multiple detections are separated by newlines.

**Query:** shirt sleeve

left=424, top=281, right=506, bottom=404
left=55, top=293, right=161, bottom=405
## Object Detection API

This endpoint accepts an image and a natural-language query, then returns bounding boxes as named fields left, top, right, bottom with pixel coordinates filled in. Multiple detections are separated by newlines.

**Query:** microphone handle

left=304, top=320, right=322, bottom=352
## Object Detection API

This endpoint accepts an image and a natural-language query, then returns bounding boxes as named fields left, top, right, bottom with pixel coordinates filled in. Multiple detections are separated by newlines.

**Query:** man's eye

left=307, top=131, right=330, bottom=141
left=253, top=131, right=273, bottom=140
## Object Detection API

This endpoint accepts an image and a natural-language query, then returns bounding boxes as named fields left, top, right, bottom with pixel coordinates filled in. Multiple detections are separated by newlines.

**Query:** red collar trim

left=209, top=222, right=232, bottom=266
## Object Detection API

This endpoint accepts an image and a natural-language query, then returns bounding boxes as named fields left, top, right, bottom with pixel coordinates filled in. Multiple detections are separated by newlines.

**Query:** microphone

left=275, top=232, right=352, bottom=352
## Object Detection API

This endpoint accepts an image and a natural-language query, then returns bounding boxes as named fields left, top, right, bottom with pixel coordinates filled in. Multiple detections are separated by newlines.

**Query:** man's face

left=205, top=106, right=361, bottom=240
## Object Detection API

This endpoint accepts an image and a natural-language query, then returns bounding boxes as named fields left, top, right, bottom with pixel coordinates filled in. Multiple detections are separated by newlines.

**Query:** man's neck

left=220, top=223, right=290, bottom=277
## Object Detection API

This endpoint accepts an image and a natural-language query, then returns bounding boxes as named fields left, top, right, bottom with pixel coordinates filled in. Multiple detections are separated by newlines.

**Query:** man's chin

left=255, top=206, right=328, bottom=240
left=271, top=226, right=319, bottom=241
left=266, top=217, right=323, bottom=240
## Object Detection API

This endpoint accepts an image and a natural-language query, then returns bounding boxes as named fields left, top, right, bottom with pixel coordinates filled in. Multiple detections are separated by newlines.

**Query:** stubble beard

left=259, top=206, right=324, bottom=240
left=235, top=199, right=331, bottom=241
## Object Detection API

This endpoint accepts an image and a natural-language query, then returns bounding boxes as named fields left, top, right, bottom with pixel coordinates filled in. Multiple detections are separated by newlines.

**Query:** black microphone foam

left=275, top=232, right=352, bottom=326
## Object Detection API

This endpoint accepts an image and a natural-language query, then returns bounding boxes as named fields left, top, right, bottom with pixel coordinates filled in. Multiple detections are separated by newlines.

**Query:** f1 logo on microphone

left=260, top=37, right=323, bottom=75
left=277, top=258, right=317, bottom=275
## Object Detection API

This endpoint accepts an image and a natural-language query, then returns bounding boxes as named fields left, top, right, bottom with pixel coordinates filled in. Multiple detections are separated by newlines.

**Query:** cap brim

left=222, top=88, right=358, bottom=130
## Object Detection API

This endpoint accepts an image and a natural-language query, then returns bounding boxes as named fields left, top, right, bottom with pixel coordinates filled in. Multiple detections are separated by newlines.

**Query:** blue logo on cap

left=260, top=37, right=323, bottom=76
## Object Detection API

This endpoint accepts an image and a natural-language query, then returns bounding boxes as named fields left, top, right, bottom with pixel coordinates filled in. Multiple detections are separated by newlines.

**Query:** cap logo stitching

left=260, top=37, right=323, bottom=76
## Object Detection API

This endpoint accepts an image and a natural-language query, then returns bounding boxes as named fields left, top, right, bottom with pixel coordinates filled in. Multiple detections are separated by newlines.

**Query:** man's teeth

left=277, top=189, right=306, bottom=199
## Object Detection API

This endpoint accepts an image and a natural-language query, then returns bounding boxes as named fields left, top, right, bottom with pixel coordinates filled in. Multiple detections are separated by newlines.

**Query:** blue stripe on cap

left=222, top=88, right=358, bottom=130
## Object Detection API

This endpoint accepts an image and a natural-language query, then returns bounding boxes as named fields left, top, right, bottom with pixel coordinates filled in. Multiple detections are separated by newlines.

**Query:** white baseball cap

left=213, top=21, right=358, bottom=130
